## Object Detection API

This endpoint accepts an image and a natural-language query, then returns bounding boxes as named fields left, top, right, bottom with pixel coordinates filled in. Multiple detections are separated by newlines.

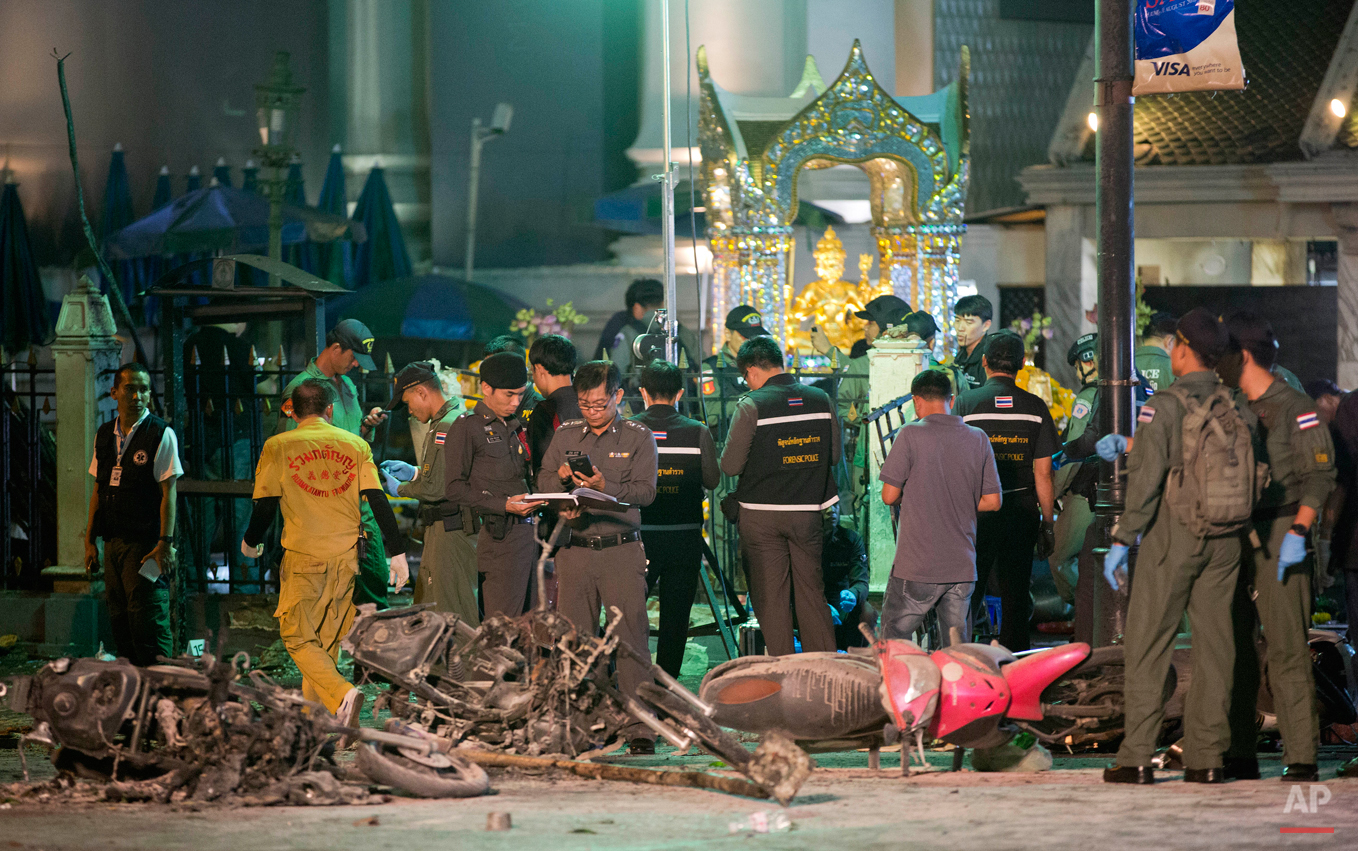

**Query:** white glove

left=241, top=540, right=262, bottom=559
left=388, top=553, right=409, bottom=592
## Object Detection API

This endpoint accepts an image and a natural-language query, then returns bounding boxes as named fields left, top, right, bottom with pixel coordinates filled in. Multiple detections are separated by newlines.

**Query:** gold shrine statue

left=788, top=226, right=892, bottom=352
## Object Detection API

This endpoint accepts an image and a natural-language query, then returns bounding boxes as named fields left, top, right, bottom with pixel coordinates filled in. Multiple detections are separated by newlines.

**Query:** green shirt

left=1249, top=379, right=1336, bottom=512
left=280, top=358, right=366, bottom=437
left=1135, top=345, right=1172, bottom=393
left=1064, top=384, right=1098, bottom=444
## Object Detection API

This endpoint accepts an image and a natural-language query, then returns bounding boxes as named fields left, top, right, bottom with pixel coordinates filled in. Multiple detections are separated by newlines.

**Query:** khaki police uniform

left=444, top=401, right=537, bottom=618
left=630, top=403, right=720, bottom=677
left=282, top=359, right=388, bottom=610
left=253, top=418, right=381, bottom=713
left=1227, top=380, right=1336, bottom=766
left=1052, top=383, right=1099, bottom=594
left=538, top=415, right=658, bottom=738
left=720, top=373, right=841, bottom=656
left=400, top=399, right=480, bottom=625
left=955, top=375, right=1060, bottom=651
left=1112, top=370, right=1253, bottom=771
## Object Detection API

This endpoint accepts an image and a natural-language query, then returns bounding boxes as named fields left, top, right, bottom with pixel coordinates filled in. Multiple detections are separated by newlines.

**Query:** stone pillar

left=864, top=336, right=930, bottom=590
left=45, top=277, right=119, bottom=597
left=1044, top=204, right=1088, bottom=389
left=1334, top=204, right=1358, bottom=388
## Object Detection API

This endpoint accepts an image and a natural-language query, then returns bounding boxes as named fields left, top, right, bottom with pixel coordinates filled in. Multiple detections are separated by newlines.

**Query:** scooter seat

left=1003, top=642, right=1092, bottom=721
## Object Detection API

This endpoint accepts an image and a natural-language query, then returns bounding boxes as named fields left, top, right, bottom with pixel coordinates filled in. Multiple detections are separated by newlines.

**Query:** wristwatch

left=1289, top=523, right=1309, bottom=537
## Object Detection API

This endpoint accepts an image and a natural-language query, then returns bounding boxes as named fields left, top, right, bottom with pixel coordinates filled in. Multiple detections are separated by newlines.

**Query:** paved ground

left=1, top=744, right=1355, bottom=850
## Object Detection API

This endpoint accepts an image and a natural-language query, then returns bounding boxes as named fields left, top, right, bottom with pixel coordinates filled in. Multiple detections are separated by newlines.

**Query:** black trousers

left=103, top=535, right=172, bottom=666
left=973, top=490, right=1040, bottom=651
left=642, top=528, right=703, bottom=678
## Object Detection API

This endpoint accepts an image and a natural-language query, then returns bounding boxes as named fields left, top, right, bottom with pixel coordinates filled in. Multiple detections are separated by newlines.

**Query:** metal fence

left=1, top=355, right=57, bottom=589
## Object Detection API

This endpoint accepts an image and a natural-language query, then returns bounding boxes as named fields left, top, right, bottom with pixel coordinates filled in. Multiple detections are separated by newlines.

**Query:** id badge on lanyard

left=110, top=466, right=123, bottom=487
left=110, top=419, right=140, bottom=488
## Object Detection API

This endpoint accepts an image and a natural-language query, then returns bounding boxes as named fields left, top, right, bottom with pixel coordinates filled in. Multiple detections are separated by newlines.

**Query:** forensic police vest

left=636, top=412, right=705, bottom=530
left=94, top=414, right=168, bottom=539
left=736, top=377, right=838, bottom=511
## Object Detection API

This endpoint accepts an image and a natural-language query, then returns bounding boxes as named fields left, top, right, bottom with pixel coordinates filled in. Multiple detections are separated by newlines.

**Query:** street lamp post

left=253, top=52, right=305, bottom=288
left=464, top=103, right=513, bottom=282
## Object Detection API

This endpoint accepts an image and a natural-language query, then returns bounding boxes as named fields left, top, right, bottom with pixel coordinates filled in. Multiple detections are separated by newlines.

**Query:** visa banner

left=1134, top=0, right=1246, bottom=95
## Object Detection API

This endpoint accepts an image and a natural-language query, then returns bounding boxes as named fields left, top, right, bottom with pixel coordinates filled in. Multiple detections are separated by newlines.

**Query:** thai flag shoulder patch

left=653, top=431, right=667, bottom=440
left=1297, top=412, right=1320, bottom=431
left=434, top=431, right=447, bottom=445
left=788, top=397, right=804, bottom=407
left=995, top=396, right=1013, bottom=409
left=1138, top=406, right=1156, bottom=424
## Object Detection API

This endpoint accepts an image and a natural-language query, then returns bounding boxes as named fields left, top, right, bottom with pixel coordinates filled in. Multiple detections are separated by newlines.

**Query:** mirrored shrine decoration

left=698, top=40, right=970, bottom=357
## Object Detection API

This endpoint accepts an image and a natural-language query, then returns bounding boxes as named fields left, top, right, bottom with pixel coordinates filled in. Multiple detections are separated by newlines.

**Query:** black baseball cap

left=902, top=311, right=938, bottom=342
left=1067, top=333, right=1097, bottom=366
left=329, top=318, right=377, bottom=371
left=386, top=361, right=438, bottom=410
left=725, top=305, right=770, bottom=337
left=1176, top=308, right=1230, bottom=365
left=855, top=295, right=912, bottom=330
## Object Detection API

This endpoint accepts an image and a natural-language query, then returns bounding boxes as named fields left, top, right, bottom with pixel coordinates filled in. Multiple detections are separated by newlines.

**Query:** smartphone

left=568, top=454, right=595, bottom=478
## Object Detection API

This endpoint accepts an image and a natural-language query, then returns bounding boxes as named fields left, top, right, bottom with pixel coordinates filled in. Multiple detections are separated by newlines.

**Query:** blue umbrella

left=315, top=144, right=349, bottom=286
left=0, top=182, right=53, bottom=355
left=241, top=160, right=259, bottom=194
left=105, top=184, right=363, bottom=261
left=212, top=157, right=233, bottom=188
left=327, top=273, right=527, bottom=343
left=351, top=165, right=411, bottom=289
left=99, top=145, right=141, bottom=306
left=185, top=165, right=202, bottom=194
left=152, top=166, right=173, bottom=210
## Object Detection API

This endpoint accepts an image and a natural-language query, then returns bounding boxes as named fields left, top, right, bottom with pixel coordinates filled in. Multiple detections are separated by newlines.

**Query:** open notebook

left=522, top=487, right=631, bottom=512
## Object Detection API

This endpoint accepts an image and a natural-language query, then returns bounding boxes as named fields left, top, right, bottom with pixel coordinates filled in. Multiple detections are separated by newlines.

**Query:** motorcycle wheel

left=355, top=742, right=490, bottom=798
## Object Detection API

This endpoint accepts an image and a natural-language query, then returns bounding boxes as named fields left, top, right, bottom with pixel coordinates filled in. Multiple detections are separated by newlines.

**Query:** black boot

left=1103, top=765, right=1154, bottom=784
left=1223, top=757, right=1260, bottom=780
left=1281, top=763, right=1319, bottom=782
left=1184, top=767, right=1226, bottom=783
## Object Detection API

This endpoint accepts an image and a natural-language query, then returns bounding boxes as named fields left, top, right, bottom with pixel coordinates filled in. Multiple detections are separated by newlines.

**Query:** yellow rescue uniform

left=253, top=417, right=381, bottom=712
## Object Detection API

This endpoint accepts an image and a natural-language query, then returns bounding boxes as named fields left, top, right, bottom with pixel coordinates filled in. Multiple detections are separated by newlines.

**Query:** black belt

left=1252, top=501, right=1299, bottom=522
left=567, top=530, right=641, bottom=550
left=481, top=513, right=535, bottom=525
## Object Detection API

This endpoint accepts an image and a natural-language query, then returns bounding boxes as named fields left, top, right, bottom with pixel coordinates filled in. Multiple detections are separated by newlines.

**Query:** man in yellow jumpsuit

left=242, top=379, right=408, bottom=729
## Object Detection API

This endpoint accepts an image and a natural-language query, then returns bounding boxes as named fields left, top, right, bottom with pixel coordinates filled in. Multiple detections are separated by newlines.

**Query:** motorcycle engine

left=27, top=658, right=142, bottom=756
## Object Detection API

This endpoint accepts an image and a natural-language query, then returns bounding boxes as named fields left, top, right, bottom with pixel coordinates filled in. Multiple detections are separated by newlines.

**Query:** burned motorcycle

left=343, top=602, right=812, bottom=804
left=1, top=653, right=489, bottom=803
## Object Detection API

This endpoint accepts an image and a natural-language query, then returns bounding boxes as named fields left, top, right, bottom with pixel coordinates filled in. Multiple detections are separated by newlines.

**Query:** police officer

left=630, top=359, right=719, bottom=677
left=1051, top=333, right=1100, bottom=602
left=720, top=335, right=841, bottom=656
left=829, top=295, right=912, bottom=419
left=1136, top=312, right=1176, bottom=394
left=701, top=305, right=770, bottom=436
left=537, top=360, right=659, bottom=753
left=819, top=503, right=872, bottom=650
left=954, top=331, right=1059, bottom=651
left=280, top=318, right=391, bottom=610
left=1097, top=308, right=1252, bottom=784
left=444, top=352, right=543, bottom=619
left=1223, top=312, right=1335, bottom=783
left=243, top=379, right=408, bottom=730
left=378, top=361, right=479, bottom=624
left=84, top=363, right=182, bottom=666
left=952, top=294, right=995, bottom=392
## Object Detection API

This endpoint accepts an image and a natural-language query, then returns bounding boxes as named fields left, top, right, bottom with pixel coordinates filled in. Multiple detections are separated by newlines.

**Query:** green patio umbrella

left=152, top=166, right=173, bottom=210
left=212, top=157, right=233, bottom=188
left=0, top=181, right=53, bottom=355
left=351, top=165, right=411, bottom=289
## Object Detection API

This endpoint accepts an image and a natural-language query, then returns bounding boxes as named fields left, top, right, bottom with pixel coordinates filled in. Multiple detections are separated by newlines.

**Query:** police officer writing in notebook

left=538, top=360, right=659, bottom=754
left=444, top=352, right=543, bottom=618
left=720, top=335, right=841, bottom=656
left=630, top=359, right=720, bottom=678
left=953, top=331, right=1059, bottom=651
left=85, top=363, right=183, bottom=666
left=380, top=361, right=479, bottom=624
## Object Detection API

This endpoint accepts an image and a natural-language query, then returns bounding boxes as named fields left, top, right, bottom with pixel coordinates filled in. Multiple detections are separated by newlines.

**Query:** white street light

left=464, top=102, right=514, bottom=282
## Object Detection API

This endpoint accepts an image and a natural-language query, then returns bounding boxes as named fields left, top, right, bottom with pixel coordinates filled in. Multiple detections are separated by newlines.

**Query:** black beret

left=479, top=351, right=529, bottom=390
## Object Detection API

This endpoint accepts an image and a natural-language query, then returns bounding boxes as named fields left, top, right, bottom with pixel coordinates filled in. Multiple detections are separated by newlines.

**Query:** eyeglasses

left=578, top=400, right=613, bottom=412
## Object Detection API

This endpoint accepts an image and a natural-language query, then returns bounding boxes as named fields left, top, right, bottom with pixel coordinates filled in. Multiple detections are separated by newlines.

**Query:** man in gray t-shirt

left=879, top=369, right=1001, bottom=645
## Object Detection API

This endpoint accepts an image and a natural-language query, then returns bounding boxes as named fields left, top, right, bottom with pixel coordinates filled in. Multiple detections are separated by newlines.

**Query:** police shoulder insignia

left=624, top=420, right=649, bottom=433
left=1072, top=401, right=1090, bottom=420
left=1137, top=406, right=1156, bottom=424
left=560, top=418, right=585, bottom=428
left=1296, top=411, right=1320, bottom=431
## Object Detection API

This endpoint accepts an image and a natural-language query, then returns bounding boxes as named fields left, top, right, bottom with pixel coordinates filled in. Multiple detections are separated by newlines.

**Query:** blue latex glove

left=1104, top=543, right=1129, bottom=591
left=380, top=469, right=402, bottom=498
left=828, top=603, right=843, bottom=626
left=381, top=460, right=418, bottom=483
left=1278, top=532, right=1307, bottom=582
left=1095, top=433, right=1128, bottom=462
left=838, top=589, right=857, bottom=613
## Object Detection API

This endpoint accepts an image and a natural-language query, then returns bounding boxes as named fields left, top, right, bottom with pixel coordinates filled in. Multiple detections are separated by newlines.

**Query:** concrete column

left=46, top=276, right=119, bottom=587
left=864, top=337, right=930, bottom=589
left=1044, top=204, right=1090, bottom=389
